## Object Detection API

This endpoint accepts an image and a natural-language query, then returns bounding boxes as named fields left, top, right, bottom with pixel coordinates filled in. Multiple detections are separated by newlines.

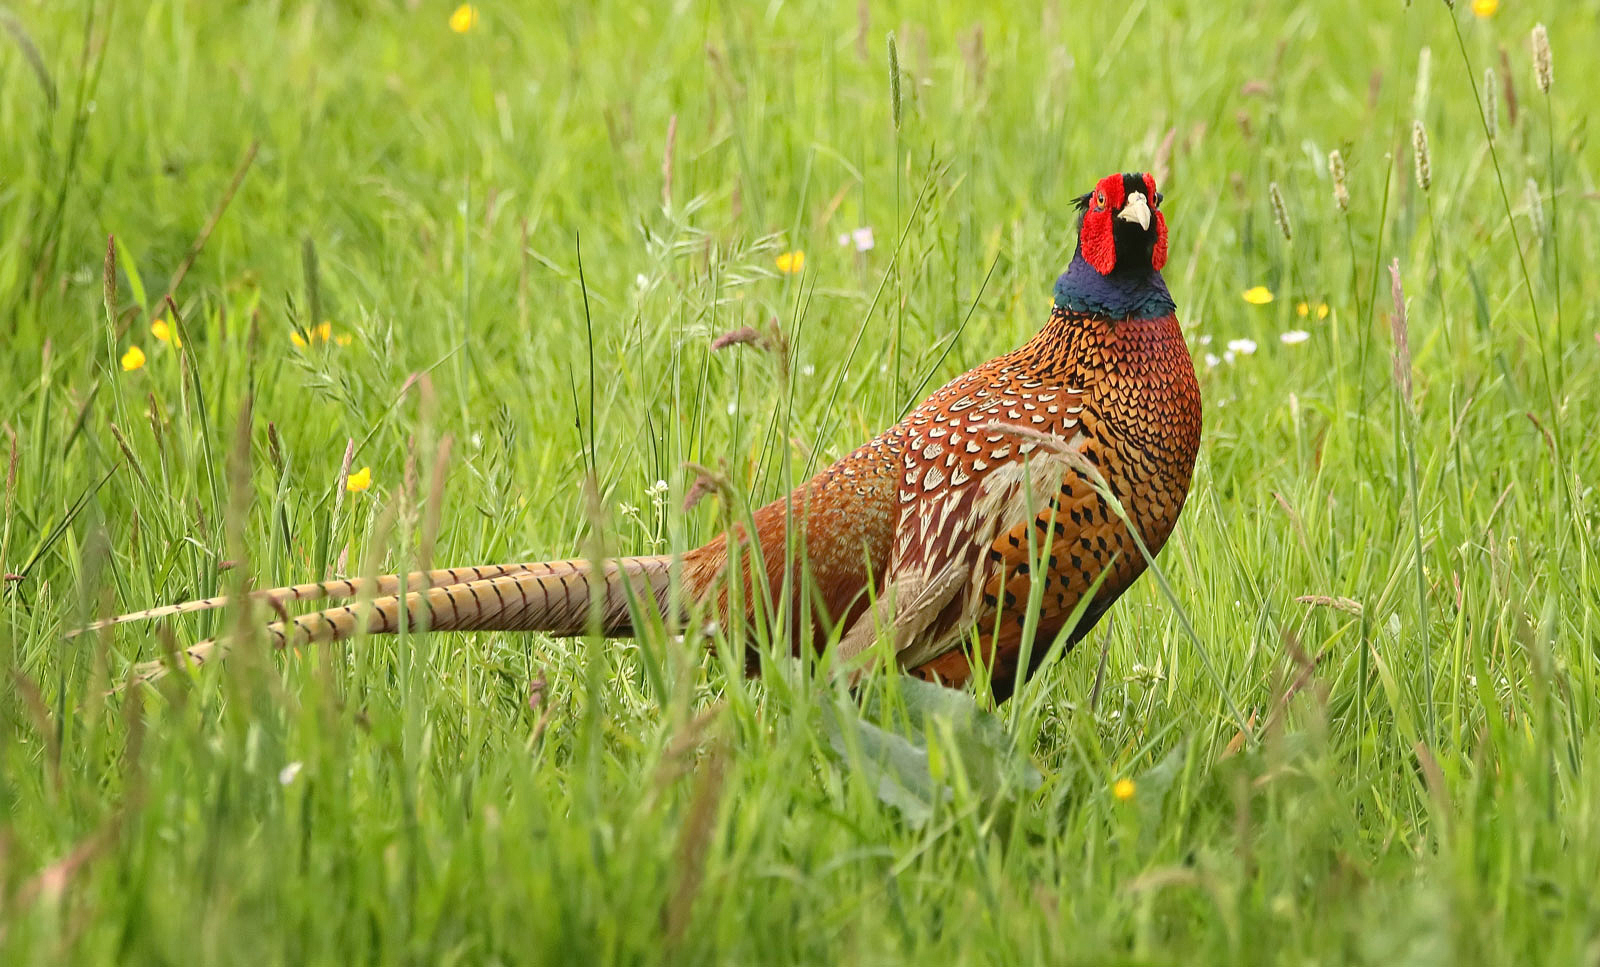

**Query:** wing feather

left=834, top=360, right=1092, bottom=674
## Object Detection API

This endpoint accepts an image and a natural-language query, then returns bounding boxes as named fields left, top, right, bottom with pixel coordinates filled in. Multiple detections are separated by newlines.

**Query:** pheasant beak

left=1118, top=191, right=1152, bottom=231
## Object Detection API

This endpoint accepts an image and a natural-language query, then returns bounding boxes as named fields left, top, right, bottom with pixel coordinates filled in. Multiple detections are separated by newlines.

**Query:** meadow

left=2, top=0, right=1598, bottom=962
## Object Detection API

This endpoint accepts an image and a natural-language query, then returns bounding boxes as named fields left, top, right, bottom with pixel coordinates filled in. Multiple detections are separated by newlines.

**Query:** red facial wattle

left=1152, top=210, right=1168, bottom=270
left=1079, top=173, right=1127, bottom=274
left=1080, top=209, right=1116, bottom=274
left=1142, top=172, right=1168, bottom=271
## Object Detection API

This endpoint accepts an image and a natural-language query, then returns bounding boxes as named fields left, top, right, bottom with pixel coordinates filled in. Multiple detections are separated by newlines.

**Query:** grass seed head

left=1483, top=68, right=1498, bottom=140
left=1412, top=46, right=1432, bottom=115
left=887, top=33, right=902, bottom=130
left=1525, top=177, right=1545, bottom=238
left=1388, top=259, right=1413, bottom=407
left=1411, top=120, right=1431, bottom=192
left=1498, top=47, right=1520, bottom=127
left=102, top=234, right=117, bottom=328
left=1268, top=181, right=1292, bottom=241
left=1329, top=150, right=1349, bottom=212
left=1531, top=23, right=1552, bottom=93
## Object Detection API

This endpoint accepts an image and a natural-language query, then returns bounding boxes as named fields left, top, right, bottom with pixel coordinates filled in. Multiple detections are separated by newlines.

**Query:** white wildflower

left=279, top=762, right=303, bottom=785
left=1227, top=338, right=1258, bottom=355
left=1280, top=330, right=1311, bottom=345
left=837, top=227, right=876, bottom=251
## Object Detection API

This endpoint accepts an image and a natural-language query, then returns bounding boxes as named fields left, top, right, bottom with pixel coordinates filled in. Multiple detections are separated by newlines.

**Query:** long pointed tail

left=69, top=563, right=550, bottom=637
left=123, top=556, right=678, bottom=685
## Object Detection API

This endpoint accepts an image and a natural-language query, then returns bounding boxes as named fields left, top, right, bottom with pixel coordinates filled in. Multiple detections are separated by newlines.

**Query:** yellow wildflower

left=345, top=466, right=372, bottom=492
left=292, top=321, right=345, bottom=348
left=151, top=317, right=182, bottom=347
left=449, top=4, right=478, bottom=33
left=775, top=250, right=806, bottom=274
left=1112, top=778, right=1136, bottom=802
left=121, top=345, right=146, bottom=371
left=1471, top=0, right=1498, bottom=16
left=335, top=333, right=353, bottom=347
left=1315, top=303, right=1329, bottom=320
left=1242, top=286, right=1275, bottom=305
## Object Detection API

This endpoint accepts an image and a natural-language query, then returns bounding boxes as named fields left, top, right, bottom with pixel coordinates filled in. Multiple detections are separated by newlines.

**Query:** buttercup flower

left=1296, top=301, right=1330, bottom=320
left=1112, top=778, right=1136, bottom=802
left=121, top=346, right=146, bottom=371
left=449, top=4, right=478, bottom=32
left=1242, top=286, right=1275, bottom=305
left=151, top=318, right=182, bottom=347
left=345, top=466, right=372, bottom=492
left=1471, top=0, right=1498, bottom=16
left=292, top=321, right=345, bottom=348
left=775, top=250, right=806, bottom=274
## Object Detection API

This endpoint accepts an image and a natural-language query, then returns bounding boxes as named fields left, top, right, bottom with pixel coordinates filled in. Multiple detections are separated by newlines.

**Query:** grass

left=3, top=0, right=1599, bottom=962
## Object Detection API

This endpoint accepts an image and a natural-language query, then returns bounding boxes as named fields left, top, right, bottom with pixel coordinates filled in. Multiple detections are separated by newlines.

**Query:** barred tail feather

left=70, top=562, right=548, bottom=637
left=127, top=556, right=677, bottom=685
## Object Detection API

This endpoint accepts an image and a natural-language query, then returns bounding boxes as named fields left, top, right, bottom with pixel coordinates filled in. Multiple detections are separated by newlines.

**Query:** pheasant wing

left=836, top=364, right=1093, bottom=675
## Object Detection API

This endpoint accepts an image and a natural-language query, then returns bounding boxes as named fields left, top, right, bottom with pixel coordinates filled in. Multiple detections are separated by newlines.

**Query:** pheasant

left=84, top=171, right=1201, bottom=700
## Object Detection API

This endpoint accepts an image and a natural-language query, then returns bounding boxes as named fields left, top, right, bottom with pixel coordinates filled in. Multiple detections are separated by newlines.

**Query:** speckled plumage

left=873, top=305, right=1200, bottom=698
left=94, top=171, right=1202, bottom=700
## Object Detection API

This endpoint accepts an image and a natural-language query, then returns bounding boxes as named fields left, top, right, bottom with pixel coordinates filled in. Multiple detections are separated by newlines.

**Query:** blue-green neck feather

left=1053, top=253, right=1175, bottom=320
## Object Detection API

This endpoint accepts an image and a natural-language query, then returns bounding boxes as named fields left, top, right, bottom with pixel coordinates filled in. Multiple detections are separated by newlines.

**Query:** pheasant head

left=1053, top=171, right=1174, bottom=320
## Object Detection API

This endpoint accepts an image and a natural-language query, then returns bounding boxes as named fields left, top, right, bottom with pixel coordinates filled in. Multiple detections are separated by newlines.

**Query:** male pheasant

left=85, top=171, right=1201, bottom=700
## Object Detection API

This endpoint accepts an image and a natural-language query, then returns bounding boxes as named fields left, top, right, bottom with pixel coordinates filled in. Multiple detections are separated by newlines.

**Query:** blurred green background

left=2, top=0, right=1598, bottom=962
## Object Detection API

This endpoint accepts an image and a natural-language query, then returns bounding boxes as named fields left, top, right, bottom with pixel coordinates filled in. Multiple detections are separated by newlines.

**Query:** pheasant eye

left=1096, top=190, right=1106, bottom=208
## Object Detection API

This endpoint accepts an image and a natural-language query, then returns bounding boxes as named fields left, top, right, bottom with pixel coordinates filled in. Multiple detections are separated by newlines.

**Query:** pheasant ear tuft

left=1073, top=192, right=1092, bottom=212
